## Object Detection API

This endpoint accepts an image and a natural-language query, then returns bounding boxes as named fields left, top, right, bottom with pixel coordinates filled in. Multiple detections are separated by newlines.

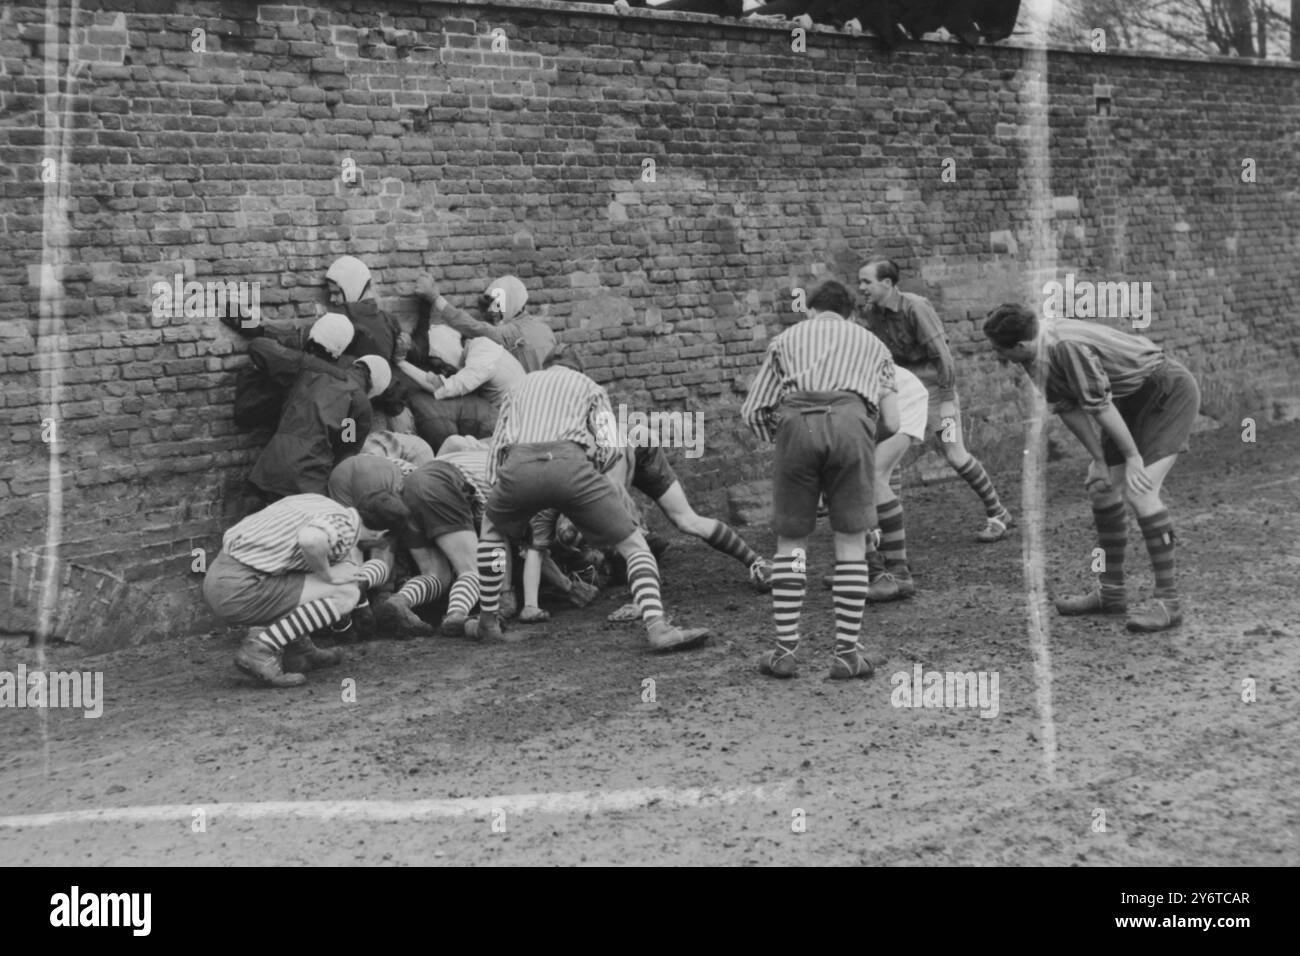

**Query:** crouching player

left=203, top=492, right=406, bottom=687
left=983, top=304, right=1201, bottom=631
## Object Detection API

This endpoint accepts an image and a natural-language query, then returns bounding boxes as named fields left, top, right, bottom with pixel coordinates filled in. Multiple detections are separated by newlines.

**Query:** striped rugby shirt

left=741, top=312, right=897, bottom=443
left=436, top=448, right=493, bottom=507
left=859, top=288, right=957, bottom=402
left=1030, top=318, right=1165, bottom=414
left=486, top=366, right=617, bottom=483
left=222, top=494, right=359, bottom=574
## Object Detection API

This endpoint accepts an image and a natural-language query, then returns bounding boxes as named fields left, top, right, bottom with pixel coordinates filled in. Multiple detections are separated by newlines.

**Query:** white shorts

left=895, top=366, right=928, bottom=442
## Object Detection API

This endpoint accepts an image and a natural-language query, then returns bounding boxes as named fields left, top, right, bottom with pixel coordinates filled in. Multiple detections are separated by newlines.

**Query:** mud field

left=2, top=421, right=1298, bottom=867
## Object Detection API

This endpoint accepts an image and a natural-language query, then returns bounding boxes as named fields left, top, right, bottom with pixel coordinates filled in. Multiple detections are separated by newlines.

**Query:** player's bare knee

left=1089, top=486, right=1122, bottom=508
left=328, top=583, right=362, bottom=614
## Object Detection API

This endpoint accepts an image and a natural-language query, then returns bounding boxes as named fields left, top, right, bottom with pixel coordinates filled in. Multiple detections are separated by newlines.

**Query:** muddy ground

left=1, top=421, right=1297, bottom=866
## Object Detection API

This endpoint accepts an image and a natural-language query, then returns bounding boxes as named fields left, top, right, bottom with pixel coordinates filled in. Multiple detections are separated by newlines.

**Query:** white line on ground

left=0, top=783, right=796, bottom=829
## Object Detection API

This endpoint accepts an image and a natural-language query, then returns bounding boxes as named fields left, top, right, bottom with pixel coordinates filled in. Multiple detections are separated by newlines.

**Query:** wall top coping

left=359, top=0, right=1300, bottom=73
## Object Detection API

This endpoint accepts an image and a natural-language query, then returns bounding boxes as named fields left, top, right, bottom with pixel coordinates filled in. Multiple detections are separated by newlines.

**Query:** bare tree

left=1041, top=0, right=1293, bottom=58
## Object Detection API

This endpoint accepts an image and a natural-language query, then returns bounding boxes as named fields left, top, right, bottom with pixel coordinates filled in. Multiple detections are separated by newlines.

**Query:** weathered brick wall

left=2, top=0, right=1298, bottom=643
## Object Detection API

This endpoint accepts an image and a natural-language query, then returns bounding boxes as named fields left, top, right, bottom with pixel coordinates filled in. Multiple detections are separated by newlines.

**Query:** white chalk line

left=0, top=782, right=796, bottom=829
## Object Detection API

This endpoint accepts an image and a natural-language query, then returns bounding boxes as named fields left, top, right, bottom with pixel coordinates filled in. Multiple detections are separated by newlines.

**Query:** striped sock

left=396, top=574, right=442, bottom=609
left=955, top=456, right=1005, bottom=517
left=625, top=549, right=664, bottom=622
left=704, top=520, right=760, bottom=567
left=359, top=559, right=389, bottom=590
left=877, top=497, right=907, bottom=568
left=1093, top=501, right=1127, bottom=600
left=832, top=561, right=871, bottom=645
left=447, top=572, right=481, bottom=618
left=476, top=539, right=508, bottom=614
left=1137, top=510, right=1177, bottom=600
left=771, top=553, right=806, bottom=642
left=258, top=598, right=343, bottom=651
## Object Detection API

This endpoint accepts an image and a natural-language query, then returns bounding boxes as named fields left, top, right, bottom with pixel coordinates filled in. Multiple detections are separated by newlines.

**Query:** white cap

left=308, top=312, right=355, bottom=359
left=484, top=275, right=528, bottom=321
left=355, top=355, right=392, bottom=398
left=326, top=255, right=373, bottom=303
left=425, top=324, right=464, bottom=369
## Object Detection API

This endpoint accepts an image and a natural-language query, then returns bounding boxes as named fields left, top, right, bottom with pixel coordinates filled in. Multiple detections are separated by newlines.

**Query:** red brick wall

left=2, top=0, right=1297, bottom=641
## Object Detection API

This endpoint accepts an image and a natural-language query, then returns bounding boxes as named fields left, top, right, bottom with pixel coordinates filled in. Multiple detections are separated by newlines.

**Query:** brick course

left=1, top=0, right=1297, bottom=644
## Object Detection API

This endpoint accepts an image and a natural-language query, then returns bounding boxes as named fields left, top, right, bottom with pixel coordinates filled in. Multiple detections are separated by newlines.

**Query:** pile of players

left=207, top=252, right=1198, bottom=688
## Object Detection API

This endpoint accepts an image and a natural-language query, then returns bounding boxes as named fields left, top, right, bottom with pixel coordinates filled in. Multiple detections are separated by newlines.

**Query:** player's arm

left=416, top=276, right=505, bottom=345
left=434, top=341, right=496, bottom=399
left=396, top=359, right=444, bottom=395
left=912, top=298, right=958, bottom=404
left=585, top=385, right=619, bottom=473
left=1055, top=341, right=1151, bottom=494
left=876, top=359, right=900, bottom=438
left=298, top=526, right=359, bottom=584
left=739, top=347, right=783, bottom=442
left=485, top=392, right=513, bottom=485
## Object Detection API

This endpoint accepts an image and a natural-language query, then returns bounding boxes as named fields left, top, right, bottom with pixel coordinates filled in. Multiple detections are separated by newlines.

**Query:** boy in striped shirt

left=983, top=304, right=1201, bottom=632
left=742, top=280, right=900, bottom=680
left=472, top=355, right=711, bottom=651
left=203, top=493, right=406, bottom=687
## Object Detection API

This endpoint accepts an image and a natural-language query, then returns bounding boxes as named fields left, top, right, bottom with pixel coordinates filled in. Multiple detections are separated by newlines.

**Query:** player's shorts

left=631, top=444, right=679, bottom=501
left=894, top=366, right=929, bottom=442
left=487, top=442, right=637, bottom=549
left=772, top=391, right=876, bottom=537
left=1102, top=358, right=1200, bottom=467
left=326, top=455, right=405, bottom=507
left=399, top=366, right=497, bottom=451
left=203, top=552, right=306, bottom=626
left=401, top=460, right=478, bottom=540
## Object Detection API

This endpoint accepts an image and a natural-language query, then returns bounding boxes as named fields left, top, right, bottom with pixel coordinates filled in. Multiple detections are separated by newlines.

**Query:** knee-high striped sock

left=832, top=560, right=871, bottom=647
left=476, top=539, right=507, bottom=614
left=359, top=559, right=389, bottom=590
left=257, top=598, right=343, bottom=651
left=446, top=572, right=481, bottom=617
left=395, top=574, right=442, bottom=609
left=954, top=456, right=1005, bottom=517
left=625, top=549, right=664, bottom=623
left=1093, top=501, right=1127, bottom=601
left=1136, top=510, right=1177, bottom=600
left=771, top=553, right=806, bottom=643
left=877, top=497, right=907, bottom=568
left=704, top=520, right=760, bottom=568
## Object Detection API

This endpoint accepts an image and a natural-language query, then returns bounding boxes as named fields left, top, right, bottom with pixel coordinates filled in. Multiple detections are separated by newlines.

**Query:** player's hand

left=1084, top=459, right=1112, bottom=495
left=415, top=275, right=439, bottom=303
left=426, top=373, right=445, bottom=392
left=326, top=562, right=364, bottom=585
left=396, top=329, right=413, bottom=359
left=1125, top=456, right=1154, bottom=496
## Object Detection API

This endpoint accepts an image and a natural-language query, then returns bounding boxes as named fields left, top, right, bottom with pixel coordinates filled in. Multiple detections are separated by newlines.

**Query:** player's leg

left=822, top=400, right=875, bottom=680
left=1123, top=453, right=1184, bottom=631
left=520, top=548, right=549, bottom=622
left=932, top=392, right=1013, bottom=541
left=872, top=431, right=917, bottom=599
left=1054, top=475, right=1129, bottom=616
left=433, top=529, right=483, bottom=634
left=653, top=478, right=772, bottom=592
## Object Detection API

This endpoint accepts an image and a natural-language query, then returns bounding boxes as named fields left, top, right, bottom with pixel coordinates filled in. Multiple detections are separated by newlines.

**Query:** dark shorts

left=487, top=442, right=636, bottom=549
left=772, top=392, right=876, bottom=537
left=401, top=460, right=478, bottom=541
left=1102, top=359, right=1201, bottom=467
left=399, top=368, right=497, bottom=452
left=631, top=444, right=679, bottom=502
left=202, top=551, right=306, bottom=626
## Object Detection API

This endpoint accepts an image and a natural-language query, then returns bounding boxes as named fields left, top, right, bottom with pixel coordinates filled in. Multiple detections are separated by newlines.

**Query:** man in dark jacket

left=249, top=354, right=391, bottom=502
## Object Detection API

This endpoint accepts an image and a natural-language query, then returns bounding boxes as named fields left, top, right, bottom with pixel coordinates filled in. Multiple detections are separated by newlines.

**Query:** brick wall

left=2, top=0, right=1298, bottom=644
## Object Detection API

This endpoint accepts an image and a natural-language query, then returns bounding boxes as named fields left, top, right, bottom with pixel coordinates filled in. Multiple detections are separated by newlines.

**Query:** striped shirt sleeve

left=485, top=387, right=514, bottom=486
left=740, top=342, right=785, bottom=443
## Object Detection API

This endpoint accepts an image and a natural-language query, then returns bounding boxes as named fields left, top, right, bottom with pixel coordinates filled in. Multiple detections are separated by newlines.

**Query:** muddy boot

left=282, top=634, right=344, bottom=674
left=234, top=635, right=307, bottom=688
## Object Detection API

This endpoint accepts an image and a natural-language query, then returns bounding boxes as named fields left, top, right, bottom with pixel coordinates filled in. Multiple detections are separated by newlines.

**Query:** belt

left=781, top=391, right=873, bottom=415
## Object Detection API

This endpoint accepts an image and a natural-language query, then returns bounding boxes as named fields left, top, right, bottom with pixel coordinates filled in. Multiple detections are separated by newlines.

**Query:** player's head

left=354, top=355, right=393, bottom=398
left=307, top=312, right=354, bottom=361
left=480, top=275, right=528, bottom=323
left=983, top=303, right=1039, bottom=362
left=325, top=255, right=373, bottom=305
left=425, top=324, right=465, bottom=370
left=544, top=343, right=585, bottom=375
left=355, top=490, right=410, bottom=544
left=805, top=280, right=854, bottom=319
left=858, top=258, right=899, bottom=308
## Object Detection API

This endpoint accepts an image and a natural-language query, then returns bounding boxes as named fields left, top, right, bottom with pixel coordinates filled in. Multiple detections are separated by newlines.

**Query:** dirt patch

left=2, top=423, right=1298, bottom=865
